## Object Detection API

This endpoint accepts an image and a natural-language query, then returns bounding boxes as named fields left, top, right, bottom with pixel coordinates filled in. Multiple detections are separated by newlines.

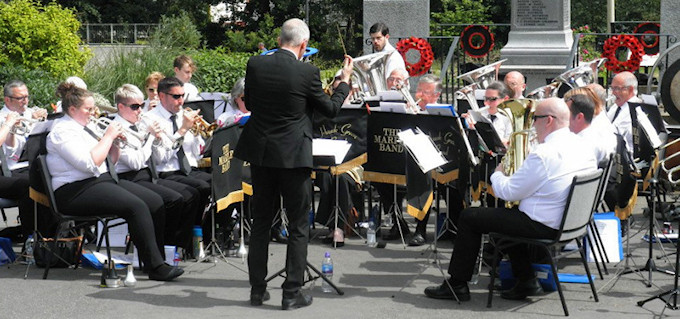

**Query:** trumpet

left=10, top=118, right=44, bottom=136
left=137, top=113, right=183, bottom=150
left=184, top=108, right=217, bottom=139
left=89, top=116, right=146, bottom=150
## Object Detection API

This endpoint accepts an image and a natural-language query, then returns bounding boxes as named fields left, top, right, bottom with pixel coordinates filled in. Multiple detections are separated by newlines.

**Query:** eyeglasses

left=610, top=86, right=629, bottom=92
left=162, top=92, right=184, bottom=100
left=127, top=103, right=144, bottom=110
left=7, top=95, right=29, bottom=101
left=484, top=96, right=501, bottom=102
left=532, top=114, right=554, bottom=120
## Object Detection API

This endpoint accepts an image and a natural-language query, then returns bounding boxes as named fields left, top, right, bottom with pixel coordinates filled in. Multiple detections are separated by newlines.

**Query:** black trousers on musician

left=249, top=164, right=311, bottom=297
left=54, top=175, right=167, bottom=269
left=0, top=168, right=34, bottom=237
left=414, top=183, right=465, bottom=236
left=160, top=169, right=211, bottom=226
left=120, top=169, right=199, bottom=251
left=314, top=171, right=354, bottom=228
left=448, top=207, right=557, bottom=282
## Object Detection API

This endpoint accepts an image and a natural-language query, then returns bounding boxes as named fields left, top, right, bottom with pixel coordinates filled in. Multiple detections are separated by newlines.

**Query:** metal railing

left=80, top=23, right=159, bottom=44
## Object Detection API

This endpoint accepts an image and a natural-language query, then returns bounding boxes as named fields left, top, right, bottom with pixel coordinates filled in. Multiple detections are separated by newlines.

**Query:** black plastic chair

left=32, top=155, right=119, bottom=279
left=486, top=169, right=604, bottom=316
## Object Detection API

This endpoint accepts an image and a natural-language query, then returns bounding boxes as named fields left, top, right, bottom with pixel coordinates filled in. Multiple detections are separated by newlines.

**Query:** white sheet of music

left=313, top=138, right=351, bottom=164
left=468, top=107, right=492, bottom=124
left=397, top=128, right=448, bottom=173
left=636, top=107, right=662, bottom=148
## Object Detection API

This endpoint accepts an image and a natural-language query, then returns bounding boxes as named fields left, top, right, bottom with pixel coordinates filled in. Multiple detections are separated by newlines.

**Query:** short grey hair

left=279, top=18, right=310, bottom=47
left=3, top=80, right=26, bottom=97
left=65, top=76, right=87, bottom=90
left=418, top=74, right=442, bottom=93
left=230, top=77, right=245, bottom=106
left=114, top=84, right=144, bottom=106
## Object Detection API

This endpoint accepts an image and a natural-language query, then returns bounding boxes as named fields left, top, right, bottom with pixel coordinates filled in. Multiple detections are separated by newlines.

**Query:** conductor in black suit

left=234, top=18, right=354, bottom=310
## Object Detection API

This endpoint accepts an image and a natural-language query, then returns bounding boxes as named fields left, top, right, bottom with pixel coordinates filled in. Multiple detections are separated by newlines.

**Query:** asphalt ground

left=1, top=198, right=680, bottom=319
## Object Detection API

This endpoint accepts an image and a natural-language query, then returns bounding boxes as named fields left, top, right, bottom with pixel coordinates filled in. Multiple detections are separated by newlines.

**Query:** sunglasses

left=127, top=103, right=144, bottom=110
left=484, top=96, right=501, bottom=102
left=147, top=88, right=157, bottom=93
left=162, top=92, right=184, bottom=100
left=532, top=114, right=554, bottom=120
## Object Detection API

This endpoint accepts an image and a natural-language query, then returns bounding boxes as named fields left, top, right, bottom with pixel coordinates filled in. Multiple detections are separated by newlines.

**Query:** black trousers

left=120, top=169, right=199, bottom=250
left=415, top=183, right=465, bottom=235
left=54, top=175, right=167, bottom=269
left=160, top=170, right=211, bottom=226
left=314, top=171, right=354, bottom=228
left=249, top=164, right=311, bottom=297
left=0, top=168, right=33, bottom=237
left=448, top=207, right=557, bottom=282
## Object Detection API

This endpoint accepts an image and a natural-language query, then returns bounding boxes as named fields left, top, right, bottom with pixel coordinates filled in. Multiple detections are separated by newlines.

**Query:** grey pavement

left=0, top=201, right=679, bottom=319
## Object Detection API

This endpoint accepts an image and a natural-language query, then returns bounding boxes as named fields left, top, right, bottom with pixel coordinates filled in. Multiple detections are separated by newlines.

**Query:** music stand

left=637, top=215, right=680, bottom=311
left=186, top=124, right=247, bottom=273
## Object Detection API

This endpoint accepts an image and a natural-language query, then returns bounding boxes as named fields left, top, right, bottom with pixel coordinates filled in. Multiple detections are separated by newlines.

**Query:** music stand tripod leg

left=391, top=183, right=407, bottom=249
left=637, top=218, right=680, bottom=310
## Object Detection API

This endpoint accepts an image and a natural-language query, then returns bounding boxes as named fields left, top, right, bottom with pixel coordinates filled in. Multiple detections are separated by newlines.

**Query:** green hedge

left=0, top=65, right=60, bottom=111
left=192, top=48, right=252, bottom=93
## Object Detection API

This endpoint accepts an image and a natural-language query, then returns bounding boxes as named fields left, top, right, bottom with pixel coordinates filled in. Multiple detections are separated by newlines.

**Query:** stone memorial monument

left=500, top=0, right=573, bottom=91
left=661, top=0, right=680, bottom=65
left=362, top=0, right=430, bottom=55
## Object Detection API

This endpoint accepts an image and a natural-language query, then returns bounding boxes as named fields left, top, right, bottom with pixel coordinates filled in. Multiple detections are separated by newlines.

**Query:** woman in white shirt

left=45, top=82, right=183, bottom=281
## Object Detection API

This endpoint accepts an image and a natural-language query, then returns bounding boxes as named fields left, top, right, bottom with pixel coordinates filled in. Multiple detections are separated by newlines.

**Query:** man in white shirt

left=414, top=74, right=442, bottom=112
left=504, top=71, right=526, bottom=99
left=369, top=22, right=406, bottom=81
left=146, top=77, right=212, bottom=242
left=565, top=88, right=616, bottom=164
left=424, top=97, right=598, bottom=302
left=113, top=84, right=200, bottom=252
left=1, top=80, right=47, bottom=237
left=607, top=71, right=645, bottom=157
left=174, top=54, right=200, bottom=102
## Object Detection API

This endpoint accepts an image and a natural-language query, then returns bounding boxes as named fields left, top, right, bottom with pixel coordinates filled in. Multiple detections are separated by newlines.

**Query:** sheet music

left=468, top=107, right=492, bottom=124
left=313, top=138, right=351, bottom=164
left=640, top=94, right=658, bottom=106
left=377, top=90, right=404, bottom=101
left=397, top=128, right=448, bottom=173
left=379, top=102, right=409, bottom=113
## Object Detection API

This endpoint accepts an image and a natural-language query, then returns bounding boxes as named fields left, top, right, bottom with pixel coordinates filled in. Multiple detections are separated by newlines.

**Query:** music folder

left=397, top=127, right=448, bottom=173
left=425, top=104, right=457, bottom=117
left=313, top=138, right=351, bottom=166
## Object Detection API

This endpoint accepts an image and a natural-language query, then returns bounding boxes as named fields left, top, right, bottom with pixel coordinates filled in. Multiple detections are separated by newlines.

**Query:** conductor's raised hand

left=339, top=55, right=354, bottom=84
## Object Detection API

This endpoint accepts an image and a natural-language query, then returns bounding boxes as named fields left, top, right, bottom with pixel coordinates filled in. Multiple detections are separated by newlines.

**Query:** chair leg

left=1, top=208, right=7, bottom=226
left=589, top=220, right=609, bottom=275
left=584, top=230, right=604, bottom=280
left=545, top=246, right=569, bottom=316
left=576, top=239, right=599, bottom=302
left=486, top=238, right=501, bottom=308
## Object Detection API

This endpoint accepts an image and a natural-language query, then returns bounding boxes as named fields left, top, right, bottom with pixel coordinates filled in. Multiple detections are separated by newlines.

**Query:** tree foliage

left=0, top=0, right=91, bottom=78
left=571, top=0, right=660, bottom=33
left=148, top=12, right=203, bottom=49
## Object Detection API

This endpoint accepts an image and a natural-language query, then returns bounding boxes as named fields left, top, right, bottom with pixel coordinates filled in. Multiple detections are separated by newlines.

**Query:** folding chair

left=487, top=169, right=603, bottom=316
left=28, top=155, right=119, bottom=279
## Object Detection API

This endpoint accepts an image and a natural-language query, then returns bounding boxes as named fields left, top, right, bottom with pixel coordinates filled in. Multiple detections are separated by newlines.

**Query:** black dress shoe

left=501, top=277, right=544, bottom=300
left=281, top=292, right=313, bottom=310
left=408, top=233, right=426, bottom=246
left=250, top=291, right=270, bottom=306
left=148, top=264, right=184, bottom=281
left=384, top=225, right=410, bottom=240
left=424, top=281, right=471, bottom=301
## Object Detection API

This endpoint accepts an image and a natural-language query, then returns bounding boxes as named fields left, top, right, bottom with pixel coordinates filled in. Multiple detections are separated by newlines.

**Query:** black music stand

left=637, top=215, right=680, bottom=311
left=187, top=124, right=247, bottom=273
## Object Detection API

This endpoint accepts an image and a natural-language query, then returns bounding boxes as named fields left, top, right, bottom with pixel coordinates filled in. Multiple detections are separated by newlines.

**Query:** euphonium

left=349, top=51, right=391, bottom=103
left=497, top=99, right=537, bottom=207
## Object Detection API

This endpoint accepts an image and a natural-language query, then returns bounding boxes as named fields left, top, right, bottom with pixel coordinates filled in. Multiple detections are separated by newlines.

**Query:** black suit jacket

left=235, top=49, right=350, bottom=168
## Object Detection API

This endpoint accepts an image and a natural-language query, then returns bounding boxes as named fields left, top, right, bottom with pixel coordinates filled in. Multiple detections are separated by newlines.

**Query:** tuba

left=350, top=51, right=391, bottom=103
left=497, top=99, right=537, bottom=207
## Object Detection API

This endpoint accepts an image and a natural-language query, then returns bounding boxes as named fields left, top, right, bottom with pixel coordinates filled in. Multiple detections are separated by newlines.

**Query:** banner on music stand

left=313, top=107, right=368, bottom=162
left=211, top=123, right=244, bottom=212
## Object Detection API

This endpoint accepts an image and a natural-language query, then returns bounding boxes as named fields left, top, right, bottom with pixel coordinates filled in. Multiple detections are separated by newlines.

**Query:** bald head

left=504, top=71, right=526, bottom=98
left=538, top=97, right=570, bottom=127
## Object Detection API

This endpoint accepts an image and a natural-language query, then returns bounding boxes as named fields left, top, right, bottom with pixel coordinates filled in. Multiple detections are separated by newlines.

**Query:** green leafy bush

left=149, top=12, right=202, bottom=49
left=192, top=48, right=251, bottom=93
left=0, top=0, right=91, bottom=78
left=223, top=14, right=279, bottom=53
left=0, top=65, right=60, bottom=110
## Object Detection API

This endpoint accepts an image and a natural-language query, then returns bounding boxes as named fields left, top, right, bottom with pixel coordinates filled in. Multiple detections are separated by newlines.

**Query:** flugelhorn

left=137, top=113, right=182, bottom=150
left=185, top=108, right=217, bottom=139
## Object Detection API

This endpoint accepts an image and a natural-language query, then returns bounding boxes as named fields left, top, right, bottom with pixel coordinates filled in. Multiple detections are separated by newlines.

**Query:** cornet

left=185, top=108, right=217, bottom=139
left=89, top=116, right=146, bottom=150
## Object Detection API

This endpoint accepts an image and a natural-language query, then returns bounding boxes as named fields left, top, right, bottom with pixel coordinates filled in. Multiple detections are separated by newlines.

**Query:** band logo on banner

left=219, top=143, right=234, bottom=173
left=211, top=124, right=244, bottom=212
left=313, top=108, right=368, bottom=163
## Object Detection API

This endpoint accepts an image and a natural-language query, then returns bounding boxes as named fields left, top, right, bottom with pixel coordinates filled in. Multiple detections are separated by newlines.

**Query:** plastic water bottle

left=192, top=226, right=203, bottom=259
left=367, top=221, right=377, bottom=247
left=24, top=235, right=34, bottom=265
left=321, top=252, right=333, bottom=293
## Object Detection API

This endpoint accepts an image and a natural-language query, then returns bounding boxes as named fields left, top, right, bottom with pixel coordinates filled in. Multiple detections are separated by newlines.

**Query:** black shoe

left=148, top=264, right=184, bottom=281
left=250, top=291, right=270, bottom=306
left=501, top=277, right=544, bottom=300
left=408, top=233, right=426, bottom=246
left=384, top=225, right=410, bottom=240
left=281, top=292, right=313, bottom=310
left=424, top=280, right=471, bottom=301
left=271, top=231, right=288, bottom=244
